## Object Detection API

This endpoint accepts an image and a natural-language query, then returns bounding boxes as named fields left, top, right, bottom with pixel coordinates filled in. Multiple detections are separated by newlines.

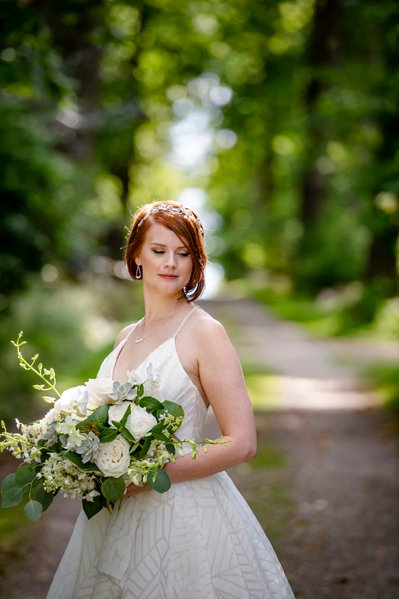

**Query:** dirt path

left=1, top=298, right=398, bottom=598
left=204, top=298, right=399, bottom=599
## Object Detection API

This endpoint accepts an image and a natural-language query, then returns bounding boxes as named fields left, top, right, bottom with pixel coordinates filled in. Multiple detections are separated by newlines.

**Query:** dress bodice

left=47, top=309, right=296, bottom=599
left=97, top=329, right=208, bottom=443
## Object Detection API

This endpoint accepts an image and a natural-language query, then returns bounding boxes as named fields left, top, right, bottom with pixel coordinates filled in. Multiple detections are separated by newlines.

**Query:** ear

left=135, top=255, right=141, bottom=266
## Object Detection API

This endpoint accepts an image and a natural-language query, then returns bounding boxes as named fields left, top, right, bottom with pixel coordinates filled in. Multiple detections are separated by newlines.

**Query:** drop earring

left=136, top=264, right=142, bottom=279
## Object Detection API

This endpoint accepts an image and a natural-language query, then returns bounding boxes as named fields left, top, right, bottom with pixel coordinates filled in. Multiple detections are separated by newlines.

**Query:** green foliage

left=0, top=0, right=398, bottom=356
left=147, top=468, right=171, bottom=493
left=101, top=477, right=126, bottom=504
left=0, top=278, right=142, bottom=424
left=0, top=465, right=56, bottom=521
left=249, top=444, right=286, bottom=470
left=363, top=363, right=399, bottom=416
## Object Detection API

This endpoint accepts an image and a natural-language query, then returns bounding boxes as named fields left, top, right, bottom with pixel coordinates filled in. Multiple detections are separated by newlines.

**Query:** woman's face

left=136, top=222, right=193, bottom=297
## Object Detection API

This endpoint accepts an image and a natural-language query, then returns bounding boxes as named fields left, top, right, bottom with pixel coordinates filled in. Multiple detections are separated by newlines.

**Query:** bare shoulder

left=189, top=307, right=233, bottom=352
left=114, top=323, right=136, bottom=347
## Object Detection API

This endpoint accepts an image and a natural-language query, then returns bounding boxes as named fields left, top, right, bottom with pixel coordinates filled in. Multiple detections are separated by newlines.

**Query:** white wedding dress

left=46, top=313, right=295, bottom=599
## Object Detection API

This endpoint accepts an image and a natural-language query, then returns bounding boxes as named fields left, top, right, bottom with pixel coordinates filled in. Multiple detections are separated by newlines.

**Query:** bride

left=46, top=200, right=295, bottom=599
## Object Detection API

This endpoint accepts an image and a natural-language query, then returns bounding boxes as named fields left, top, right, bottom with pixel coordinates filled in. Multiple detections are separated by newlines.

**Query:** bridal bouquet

left=0, top=333, right=217, bottom=521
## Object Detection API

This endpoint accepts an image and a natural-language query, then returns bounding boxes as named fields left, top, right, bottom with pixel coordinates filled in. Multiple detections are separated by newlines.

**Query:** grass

left=248, top=286, right=370, bottom=337
left=0, top=504, right=33, bottom=575
left=245, top=372, right=281, bottom=410
left=242, top=281, right=399, bottom=339
left=249, top=481, right=296, bottom=542
left=249, top=443, right=287, bottom=469
left=362, top=361, right=399, bottom=415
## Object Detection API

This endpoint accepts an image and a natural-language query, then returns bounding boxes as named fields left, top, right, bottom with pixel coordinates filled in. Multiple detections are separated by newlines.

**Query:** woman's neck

left=141, top=291, right=190, bottom=323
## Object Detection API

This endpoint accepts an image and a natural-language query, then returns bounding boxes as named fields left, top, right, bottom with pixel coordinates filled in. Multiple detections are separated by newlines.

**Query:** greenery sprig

left=11, top=331, right=60, bottom=402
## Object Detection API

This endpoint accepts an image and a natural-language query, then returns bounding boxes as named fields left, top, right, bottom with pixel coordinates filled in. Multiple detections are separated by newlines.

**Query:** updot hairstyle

left=124, top=201, right=207, bottom=301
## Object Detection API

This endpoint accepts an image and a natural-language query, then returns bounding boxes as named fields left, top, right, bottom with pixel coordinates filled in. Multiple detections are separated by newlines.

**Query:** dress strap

left=174, top=305, right=197, bottom=338
left=119, top=319, right=142, bottom=346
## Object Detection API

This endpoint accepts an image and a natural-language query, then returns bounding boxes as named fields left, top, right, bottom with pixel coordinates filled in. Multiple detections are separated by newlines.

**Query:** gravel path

left=1, top=298, right=398, bottom=598
left=204, top=298, right=399, bottom=599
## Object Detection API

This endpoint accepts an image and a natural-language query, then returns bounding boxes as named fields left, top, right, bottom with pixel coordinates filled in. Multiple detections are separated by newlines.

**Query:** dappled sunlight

left=278, top=375, right=376, bottom=410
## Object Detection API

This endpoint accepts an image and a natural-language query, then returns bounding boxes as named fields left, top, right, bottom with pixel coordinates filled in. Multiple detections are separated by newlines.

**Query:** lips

left=159, top=274, right=178, bottom=280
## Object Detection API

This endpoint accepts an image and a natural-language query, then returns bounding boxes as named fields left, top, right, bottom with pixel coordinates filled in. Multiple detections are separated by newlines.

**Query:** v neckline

left=111, top=335, right=174, bottom=381
left=110, top=334, right=208, bottom=411
left=112, top=305, right=198, bottom=382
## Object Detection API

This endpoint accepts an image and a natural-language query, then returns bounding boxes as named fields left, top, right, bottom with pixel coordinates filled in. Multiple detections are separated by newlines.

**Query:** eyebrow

left=149, top=242, right=188, bottom=250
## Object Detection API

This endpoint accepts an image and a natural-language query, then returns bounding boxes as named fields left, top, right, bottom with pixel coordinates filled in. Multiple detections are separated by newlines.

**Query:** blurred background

left=0, top=0, right=398, bottom=596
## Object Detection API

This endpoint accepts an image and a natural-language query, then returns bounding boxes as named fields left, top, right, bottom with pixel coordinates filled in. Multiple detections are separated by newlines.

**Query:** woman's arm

left=124, top=316, right=257, bottom=496
left=164, top=317, right=257, bottom=483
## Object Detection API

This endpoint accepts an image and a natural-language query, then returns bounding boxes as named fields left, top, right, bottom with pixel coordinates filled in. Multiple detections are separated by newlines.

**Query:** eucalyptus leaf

left=1, top=472, right=17, bottom=496
left=33, top=486, right=55, bottom=511
left=24, top=500, right=43, bottom=521
left=147, top=468, right=171, bottom=493
left=15, top=465, right=37, bottom=485
left=2, top=486, right=23, bottom=508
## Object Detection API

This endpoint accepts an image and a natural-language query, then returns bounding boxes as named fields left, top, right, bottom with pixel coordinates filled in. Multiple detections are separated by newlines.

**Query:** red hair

left=125, top=201, right=207, bottom=301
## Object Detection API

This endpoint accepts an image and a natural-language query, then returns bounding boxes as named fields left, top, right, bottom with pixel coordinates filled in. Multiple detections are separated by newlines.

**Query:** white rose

left=94, top=435, right=131, bottom=477
left=126, top=405, right=157, bottom=440
left=108, top=402, right=131, bottom=427
left=85, top=377, right=114, bottom=411
left=54, top=385, right=88, bottom=417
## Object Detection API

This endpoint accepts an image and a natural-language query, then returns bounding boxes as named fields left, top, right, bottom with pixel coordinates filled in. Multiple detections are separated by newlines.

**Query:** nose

left=163, top=251, right=177, bottom=269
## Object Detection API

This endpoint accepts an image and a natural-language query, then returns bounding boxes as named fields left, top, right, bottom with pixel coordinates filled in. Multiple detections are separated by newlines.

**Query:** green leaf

left=121, top=427, right=135, bottom=443
left=136, top=384, right=144, bottom=398
left=101, top=477, right=125, bottom=503
left=82, top=495, right=106, bottom=519
left=64, top=452, right=100, bottom=472
left=2, top=487, right=23, bottom=508
left=76, top=404, right=109, bottom=432
left=33, top=484, right=55, bottom=511
left=99, top=427, right=119, bottom=442
left=151, top=431, right=170, bottom=443
left=162, top=401, right=184, bottom=419
left=42, top=396, right=56, bottom=404
left=139, top=396, right=163, bottom=413
left=128, top=441, right=141, bottom=454
left=1, top=472, right=17, bottom=496
left=15, top=465, right=37, bottom=485
left=165, top=443, right=176, bottom=456
left=138, top=437, right=151, bottom=458
left=147, top=468, right=171, bottom=493
left=119, top=405, right=131, bottom=428
left=24, top=500, right=43, bottom=521
left=149, top=422, right=167, bottom=434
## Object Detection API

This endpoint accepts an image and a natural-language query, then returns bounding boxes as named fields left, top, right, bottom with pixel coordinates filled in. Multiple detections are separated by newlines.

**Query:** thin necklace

left=134, top=312, right=175, bottom=344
